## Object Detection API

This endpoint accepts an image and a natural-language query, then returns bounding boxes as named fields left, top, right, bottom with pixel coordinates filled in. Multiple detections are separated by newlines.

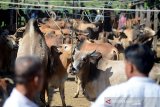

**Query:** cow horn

left=93, top=26, right=99, bottom=32
left=89, top=50, right=96, bottom=55
left=4, top=78, right=14, bottom=84
left=84, top=33, right=89, bottom=36
left=112, top=28, right=117, bottom=32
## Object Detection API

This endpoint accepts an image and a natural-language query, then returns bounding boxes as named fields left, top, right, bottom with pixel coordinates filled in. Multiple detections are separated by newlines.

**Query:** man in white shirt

left=92, top=44, right=160, bottom=107
left=3, top=56, right=44, bottom=107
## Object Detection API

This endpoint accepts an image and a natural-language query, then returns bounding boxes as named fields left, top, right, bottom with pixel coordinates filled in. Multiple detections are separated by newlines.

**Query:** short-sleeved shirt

left=118, top=15, right=126, bottom=29
left=3, top=88, right=38, bottom=107
left=91, top=77, right=160, bottom=107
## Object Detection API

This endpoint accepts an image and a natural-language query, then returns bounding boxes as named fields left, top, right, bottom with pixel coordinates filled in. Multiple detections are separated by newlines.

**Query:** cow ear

left=4, top=78, right=14, bottom=85
left=142, top=37, right=153, bottom=48
left=89, top=51, right=102, bottom=63
left=51, top=46, right=62, bottom=55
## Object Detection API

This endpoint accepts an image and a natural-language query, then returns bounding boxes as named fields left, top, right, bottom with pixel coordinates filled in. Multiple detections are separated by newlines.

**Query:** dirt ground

left=50, top=76, right=90, bottom=107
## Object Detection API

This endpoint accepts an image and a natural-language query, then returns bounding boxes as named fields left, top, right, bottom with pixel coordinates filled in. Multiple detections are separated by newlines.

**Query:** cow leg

left=74, top=77, right=81, bottom=98
left=40, top=88, right=46, bottom=104
left=40, top=83, right=49, bottom=107
left=59, top=83, right=66, bottom=107
left=75, top=76, right=78, bottom=83
left=45, top=88, right=49, bottom=106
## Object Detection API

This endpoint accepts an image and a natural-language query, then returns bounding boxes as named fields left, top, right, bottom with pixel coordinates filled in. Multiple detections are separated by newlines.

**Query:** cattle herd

left=0, top=16, right=160, bottom=107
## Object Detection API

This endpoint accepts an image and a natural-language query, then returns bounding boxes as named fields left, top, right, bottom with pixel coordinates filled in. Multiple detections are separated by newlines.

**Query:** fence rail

left=0, top=1, right=160, bottom=12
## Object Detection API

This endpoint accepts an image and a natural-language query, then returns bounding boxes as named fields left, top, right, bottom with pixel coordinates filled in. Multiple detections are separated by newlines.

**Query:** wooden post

left=140, top=4, right=145, bottom=24
left=10, top=0, right=15, bottom=31
left=154, top=8, right=158, bottom=32
left=146, top=9, right=151, bottom=27
left=153, top=7, right=159, bottom=51
left=135, top=4, right=139, bottom=18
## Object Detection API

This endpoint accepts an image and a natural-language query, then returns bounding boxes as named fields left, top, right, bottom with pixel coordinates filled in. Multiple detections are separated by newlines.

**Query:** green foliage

left=0, top=0, right=159, bottom=11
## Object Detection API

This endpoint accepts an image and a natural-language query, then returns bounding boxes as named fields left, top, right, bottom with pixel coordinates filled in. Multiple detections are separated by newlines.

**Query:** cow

left=39, top=22, right=72, bottom=47
left=68, top=50, right=126, bottom=101
left=71, top=20, right=102, bottom=40
left=39, top=18, right=72, bottom=30
left=0, top=77, right=14, bottom=105
left=71, top=19, right=97, bottom=31
left=76, top=40, right=119, bottom=60
left=39, top=24, right=71, bottom=36
left=126, top=17, right=140, bottom=29
left=16, top=19, right=50, bottom=105
left=110, top=26, right=156, bottom=52
left=48, top=44, right=72, bottom=107
left=0, top=35, right=18, bottom=72
left=44, top=31, right=71, bottom=48
left=71, top=40, right=119, bottom=98
left=68, top=50, right=160, bottom=102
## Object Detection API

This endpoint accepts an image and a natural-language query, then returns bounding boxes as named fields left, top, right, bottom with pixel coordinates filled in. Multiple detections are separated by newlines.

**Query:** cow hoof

left=45, top=104, right=49, bottom=107
left=62, top=104, right=66, bottom=107
left=73, top=93, right=79, bottom=98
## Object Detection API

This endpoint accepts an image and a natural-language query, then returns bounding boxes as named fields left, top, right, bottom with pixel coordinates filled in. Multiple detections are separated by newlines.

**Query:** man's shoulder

left=3, top=89, right=38, bottom=107
left=3, top=97, right=19, bottom=107
left=147, top=82, right=160, bottom=93
left=107, top=82, right=128, bottom=91
left=3, top=98, right=38, bottom=107
left=102, top=82, right=128, bottom=97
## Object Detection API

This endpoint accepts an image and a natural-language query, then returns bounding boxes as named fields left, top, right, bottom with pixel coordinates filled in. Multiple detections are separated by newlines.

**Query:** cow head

left=69, top=49, right=102, bottom=75
left=5, top=35, right=18, bottom=50
left=1, top=35, right=18, bottom=50
left=58, top=44, right=72, bottom=60
left=51, top=46, right=62, bottom=56
left=0, top=78, right=14, bottom=100
left=134, top=27, right=156, bottom=46
left=143, top=27, right=156, bottom=37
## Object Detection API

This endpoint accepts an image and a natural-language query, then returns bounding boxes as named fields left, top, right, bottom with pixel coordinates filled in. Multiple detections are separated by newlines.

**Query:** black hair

left=15, top=56, right=42, bottom=84
left=124, top=44, right=155, bottom=76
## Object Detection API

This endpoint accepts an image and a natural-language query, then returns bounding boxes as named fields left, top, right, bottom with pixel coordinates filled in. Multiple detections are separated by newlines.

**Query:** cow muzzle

left=68, top=66, right=78, bottom=75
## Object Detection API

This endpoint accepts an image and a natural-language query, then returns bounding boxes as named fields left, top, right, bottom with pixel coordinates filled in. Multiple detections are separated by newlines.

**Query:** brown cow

left=126, top=17, right=140, bottom=29
left=0, top=35, right=18, bottom=72
left=40, top=24, right=71, bottom=36
left=76, top=40, right=119, bottom=60
left=68, top=51, right=160, bottom=102
left=0, top=77, right=14, bottom=104
left=72, top=40, right=119, bottom=98
left=48, top=44, right=72, bottom=107
left=71, top=19, right=97, bottom=31
left=44, top=31, right=71, bottom=48
left=40, top=18, right=72, bottom=30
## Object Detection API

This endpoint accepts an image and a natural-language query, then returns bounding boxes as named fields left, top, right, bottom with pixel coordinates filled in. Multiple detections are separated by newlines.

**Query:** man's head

left=124, top=44, right=155, bottom=79
left=15, top=56, right=44, bottom=92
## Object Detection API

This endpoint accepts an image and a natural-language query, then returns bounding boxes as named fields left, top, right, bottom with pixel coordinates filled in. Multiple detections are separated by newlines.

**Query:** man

left=92, top=44, right=160, bottom=107
left=3, top=56, right=44, bottom=107
left=118, top=12, right=127, bottom=30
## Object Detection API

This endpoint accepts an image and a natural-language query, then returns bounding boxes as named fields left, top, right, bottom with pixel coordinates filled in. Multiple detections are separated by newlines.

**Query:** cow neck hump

left=81, top=61, right=100, bottom=101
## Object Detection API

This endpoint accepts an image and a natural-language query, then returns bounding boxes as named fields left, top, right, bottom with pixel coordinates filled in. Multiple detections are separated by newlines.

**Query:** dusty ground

left=50, top=77, right=90, bottom=107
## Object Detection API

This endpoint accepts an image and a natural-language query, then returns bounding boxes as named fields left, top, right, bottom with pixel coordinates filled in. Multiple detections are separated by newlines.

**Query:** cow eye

left=82, top=57, right=87, bottom=62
